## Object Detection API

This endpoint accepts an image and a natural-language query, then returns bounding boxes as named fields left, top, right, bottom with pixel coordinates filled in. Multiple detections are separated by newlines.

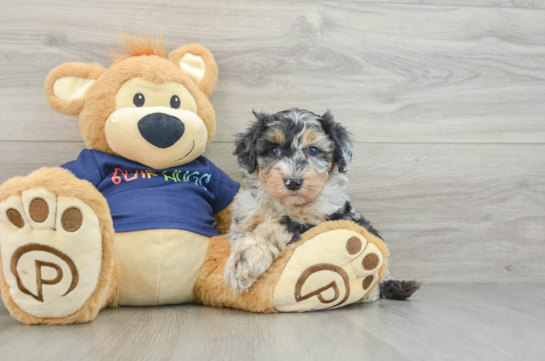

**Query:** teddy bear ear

left=168, top=44, right=218, bottom=97
left=44, top=63, right=105, bottom=115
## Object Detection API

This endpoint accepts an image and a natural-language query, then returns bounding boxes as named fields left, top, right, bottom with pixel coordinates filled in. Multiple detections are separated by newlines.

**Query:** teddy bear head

left=44, top=33, right=218, bottom=170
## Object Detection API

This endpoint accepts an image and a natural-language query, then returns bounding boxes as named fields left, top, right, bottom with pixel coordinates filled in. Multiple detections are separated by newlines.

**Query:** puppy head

left=234, top=108, right=352, bottom=206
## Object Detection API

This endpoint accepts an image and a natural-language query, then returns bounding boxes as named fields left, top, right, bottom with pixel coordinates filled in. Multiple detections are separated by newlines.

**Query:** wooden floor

left=1, top=0, right=544, bottom=359
left=0, top=283, right=543, bottom=360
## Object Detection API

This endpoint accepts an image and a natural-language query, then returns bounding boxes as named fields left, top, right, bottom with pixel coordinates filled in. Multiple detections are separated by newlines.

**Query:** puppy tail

left=379, top=279, right=421, bottom=300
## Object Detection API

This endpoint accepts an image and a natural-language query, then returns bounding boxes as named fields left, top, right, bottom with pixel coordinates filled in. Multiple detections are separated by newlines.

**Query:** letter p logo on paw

left=0, top=192, right=103, bottom=318
left=11, top=244, right=79, bottom=303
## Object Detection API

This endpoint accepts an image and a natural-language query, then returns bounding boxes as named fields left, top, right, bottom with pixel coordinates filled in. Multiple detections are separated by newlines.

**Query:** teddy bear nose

left=138, top=113, right=185, bottom=148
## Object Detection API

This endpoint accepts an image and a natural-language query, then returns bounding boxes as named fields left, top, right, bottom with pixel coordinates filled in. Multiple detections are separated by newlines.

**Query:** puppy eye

left=170, top=95, right=180, bottom=109
left=269, top=147, right=281, bottom=157
left=133, top=93, right=145, bottom=107
left=308, top=146, right=319, bottom=156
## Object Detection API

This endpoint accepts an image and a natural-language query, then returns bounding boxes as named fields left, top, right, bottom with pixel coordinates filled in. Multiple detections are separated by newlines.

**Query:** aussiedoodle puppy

left=223, top=108, right=420, bottom=302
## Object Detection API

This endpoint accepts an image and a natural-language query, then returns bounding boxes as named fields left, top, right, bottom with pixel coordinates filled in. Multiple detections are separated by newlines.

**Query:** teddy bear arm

left=212, top=204, right=233, bottom=236
left=212, top=188, right=242, bottom=235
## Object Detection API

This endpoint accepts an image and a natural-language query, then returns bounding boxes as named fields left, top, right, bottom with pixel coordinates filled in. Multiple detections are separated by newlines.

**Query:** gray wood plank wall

left=0, top=0, right=544, bottom=285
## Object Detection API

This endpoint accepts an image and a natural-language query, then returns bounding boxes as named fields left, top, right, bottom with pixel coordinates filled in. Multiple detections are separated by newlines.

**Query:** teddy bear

left=0, top=33, right=390, bottom=324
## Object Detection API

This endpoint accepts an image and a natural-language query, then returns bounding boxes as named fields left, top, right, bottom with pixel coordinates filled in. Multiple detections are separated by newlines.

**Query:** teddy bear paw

left=0, top=187, right=103, bottom=319
left=273, top=229, right=385, bottom=312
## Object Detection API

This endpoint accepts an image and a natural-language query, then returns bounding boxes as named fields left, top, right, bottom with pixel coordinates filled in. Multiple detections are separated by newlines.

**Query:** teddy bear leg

left=0, top=168, right=119, bottom=324
left=193, top=235, right=277, bottom=313
left=272, top=220, right=389, bottom=312
left=194, top=220, right=389, bottom=313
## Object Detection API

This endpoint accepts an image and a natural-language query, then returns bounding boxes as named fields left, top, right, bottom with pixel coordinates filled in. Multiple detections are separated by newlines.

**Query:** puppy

left=223, top=108, right=420, bottom=301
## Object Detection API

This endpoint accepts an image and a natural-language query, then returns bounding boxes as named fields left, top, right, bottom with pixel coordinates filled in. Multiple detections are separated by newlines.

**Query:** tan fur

left=0, top=168, right=119, bottom=324
left=257, top=166, right=287, bottom=203
left=301, top=128, right=328, bottom=148
left=45, top=45, right=218, bottom=154
left=78, top=56, right=216, bottom=153
left=257, top=124, right=332, bottom=208
left=5, top=37, right=219, bottom=324
left=196, top=220, right=388, bottom=312
left=168, top=44, right=218, bottom=97
left=268, top=128, right=285, bottom=145
left=44, top=63, right=105, bottom=116
left=256, top=165, right=330, bottom=211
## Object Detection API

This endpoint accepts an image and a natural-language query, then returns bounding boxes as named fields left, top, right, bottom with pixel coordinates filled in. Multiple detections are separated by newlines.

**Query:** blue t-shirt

left=62, top=150, right=240, bottom=236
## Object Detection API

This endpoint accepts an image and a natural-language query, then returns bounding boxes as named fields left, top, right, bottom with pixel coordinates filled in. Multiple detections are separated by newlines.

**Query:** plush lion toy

left=0, top=33, right=390, bottom=324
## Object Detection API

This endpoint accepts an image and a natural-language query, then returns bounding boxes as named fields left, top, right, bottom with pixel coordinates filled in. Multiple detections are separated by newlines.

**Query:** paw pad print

left=0, top=187, right=102, bottom=318
left=274, top=229, right=384, bottom=312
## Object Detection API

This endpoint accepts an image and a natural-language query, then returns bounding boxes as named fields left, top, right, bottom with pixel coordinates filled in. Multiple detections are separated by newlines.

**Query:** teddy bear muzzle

left=104, top=106, right=208, bottom=169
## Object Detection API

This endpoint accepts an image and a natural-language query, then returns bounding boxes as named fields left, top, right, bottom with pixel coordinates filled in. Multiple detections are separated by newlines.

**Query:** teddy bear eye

left=170, top=95, right=181, bottom=109
left=133, top=93, right=145, bottom=107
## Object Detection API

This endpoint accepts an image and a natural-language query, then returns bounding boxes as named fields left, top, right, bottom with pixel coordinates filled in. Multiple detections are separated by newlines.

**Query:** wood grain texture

left=1, top=283, right=544, bottom=360
left=1, top=141, right=543, bottom=284
left=335, top=0, right=545, bottom=9
left=0, top=1, right=545, bottom=143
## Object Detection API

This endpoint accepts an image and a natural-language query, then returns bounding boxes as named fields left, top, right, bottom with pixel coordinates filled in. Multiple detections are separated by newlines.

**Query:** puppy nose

left=285, top=178, right=303, bottom=191
left=138, top=113, right=185, bottom=148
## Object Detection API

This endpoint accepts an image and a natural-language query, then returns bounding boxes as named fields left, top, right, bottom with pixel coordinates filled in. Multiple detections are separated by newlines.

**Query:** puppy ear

left=234, top=111, right=271, bottom=174
left=44, top=63, right=105, bottom=115
left=168, top=44, right=218, bottom=97
left=320, top=111, right=353, bottom=173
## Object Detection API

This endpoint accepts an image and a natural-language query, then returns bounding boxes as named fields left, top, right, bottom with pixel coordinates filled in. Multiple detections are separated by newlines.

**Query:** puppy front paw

left=223, top=238, right=276, bottom=293
left=223, top=251, right=259, bottom=292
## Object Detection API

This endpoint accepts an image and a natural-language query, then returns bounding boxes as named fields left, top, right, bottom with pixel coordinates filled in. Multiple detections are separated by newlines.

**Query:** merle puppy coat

left=224, top=108, right=420, bottom=301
